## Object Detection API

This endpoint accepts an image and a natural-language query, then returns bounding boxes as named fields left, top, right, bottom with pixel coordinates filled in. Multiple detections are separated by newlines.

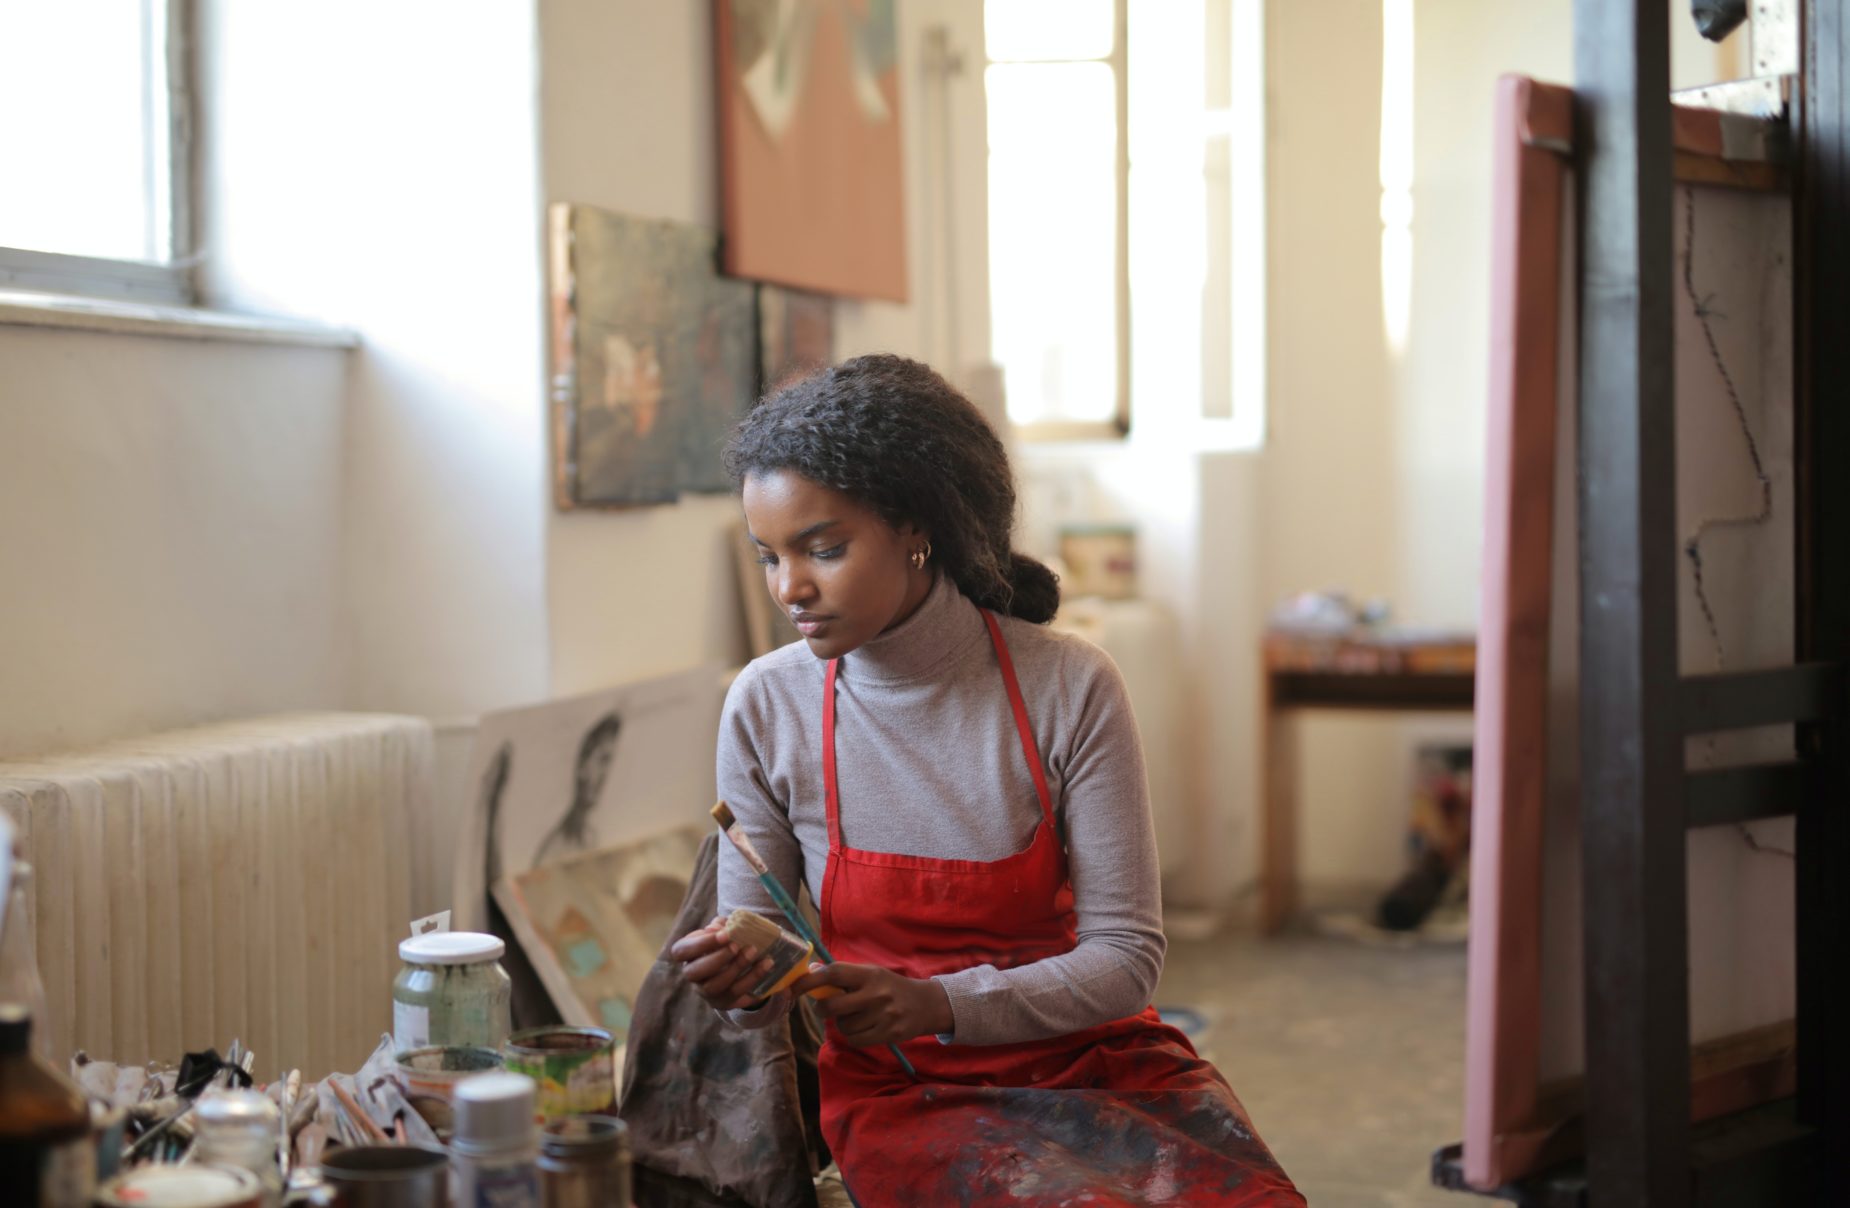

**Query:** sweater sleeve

left=714, top=668, right=804, bottom=1032
left=930, top=648, right=1167, bottom=1046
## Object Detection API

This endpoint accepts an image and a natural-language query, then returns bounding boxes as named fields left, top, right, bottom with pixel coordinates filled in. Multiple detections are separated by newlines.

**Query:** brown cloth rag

left=619, top=831, right=826, bottom=1208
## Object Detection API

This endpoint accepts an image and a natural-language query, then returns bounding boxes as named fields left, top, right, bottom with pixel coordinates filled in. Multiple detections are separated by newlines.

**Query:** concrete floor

left=1156, top=928, right=1469, bottom=1208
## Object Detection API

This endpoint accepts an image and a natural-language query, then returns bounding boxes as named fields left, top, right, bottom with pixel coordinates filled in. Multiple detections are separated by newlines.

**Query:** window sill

left=0, top=289, right=358, bottom=349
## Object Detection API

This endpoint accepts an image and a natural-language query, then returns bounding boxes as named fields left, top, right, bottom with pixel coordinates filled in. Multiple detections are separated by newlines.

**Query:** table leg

left=1260, top=687, right=1298, bottom=934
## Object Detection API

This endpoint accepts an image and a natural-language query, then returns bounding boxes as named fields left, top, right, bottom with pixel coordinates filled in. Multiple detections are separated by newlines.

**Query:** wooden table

left=1261, top=629, right=1476, bottom=934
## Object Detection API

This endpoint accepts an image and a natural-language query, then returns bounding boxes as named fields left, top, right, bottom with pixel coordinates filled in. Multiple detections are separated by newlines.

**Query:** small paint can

left=96, top=1165, right=263, bottom=1207
left=319, top=1144, right=450, bottom=1208
left=502, top=1026, right=616, bottom=1121
left=391, top=1044, right=504, bottom=1140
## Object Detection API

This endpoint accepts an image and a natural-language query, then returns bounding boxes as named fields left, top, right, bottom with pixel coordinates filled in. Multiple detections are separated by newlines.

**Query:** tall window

left=985, top=0, right=1265, bottom=444
left=0, top=0, right=195, bottom=304
left=985, top=0, right=1125, bottom=436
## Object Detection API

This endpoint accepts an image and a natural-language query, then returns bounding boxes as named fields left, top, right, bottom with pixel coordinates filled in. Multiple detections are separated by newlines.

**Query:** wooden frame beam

left=1796, top=0, right=1850, bottom=1186
left=1573, top=2, right=1689, bottom=1203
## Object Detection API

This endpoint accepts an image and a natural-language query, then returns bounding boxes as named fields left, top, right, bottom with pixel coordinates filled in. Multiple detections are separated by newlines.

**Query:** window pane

left=986, top=62, right=1117, bottom=425
left=986, top=0, right=1114, bottom=63
left=0, top=0, right=172, bottom=263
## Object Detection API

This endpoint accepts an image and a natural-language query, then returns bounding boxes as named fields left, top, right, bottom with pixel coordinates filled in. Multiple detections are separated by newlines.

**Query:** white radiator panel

left=0, top=713, right=435, bottom=1079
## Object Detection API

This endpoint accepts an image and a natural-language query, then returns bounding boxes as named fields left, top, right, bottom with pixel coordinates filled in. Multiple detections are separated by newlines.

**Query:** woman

left=670, top=356, right=1303, bottom=1207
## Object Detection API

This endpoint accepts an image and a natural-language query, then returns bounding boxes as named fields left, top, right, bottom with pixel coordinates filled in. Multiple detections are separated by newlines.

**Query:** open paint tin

left=502, top=1025, right=616, bottom=1121
left=391, top=1044, right=504, bottom=1140
left=97, top=1166, right=263, bottom=1207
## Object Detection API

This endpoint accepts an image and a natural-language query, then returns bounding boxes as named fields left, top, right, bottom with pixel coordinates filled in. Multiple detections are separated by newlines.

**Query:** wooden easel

left=1433, top=2, right=1850, bottom=1203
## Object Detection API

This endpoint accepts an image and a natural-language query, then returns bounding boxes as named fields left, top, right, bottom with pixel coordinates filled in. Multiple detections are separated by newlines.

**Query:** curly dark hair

left=724, top=354, right=1060, bottom=623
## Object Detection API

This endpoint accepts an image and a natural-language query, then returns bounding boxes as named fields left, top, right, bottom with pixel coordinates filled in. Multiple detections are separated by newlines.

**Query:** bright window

left=985, top=0, right=1266, bottom=444
left=0, top=0, right=194, bottom=304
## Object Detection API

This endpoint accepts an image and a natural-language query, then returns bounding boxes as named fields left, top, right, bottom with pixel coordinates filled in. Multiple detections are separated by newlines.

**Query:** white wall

left=1260, top=0, right=1747, bottom=896
left=538, top=0, right=992, bottom=695
left=0, top=329, right=347, bottom=757
left=203, top=0, right=552, bottom=720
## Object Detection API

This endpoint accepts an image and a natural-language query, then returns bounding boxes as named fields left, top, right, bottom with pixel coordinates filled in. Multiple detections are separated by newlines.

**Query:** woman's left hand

left=789, top=962, right=954, bottom=1047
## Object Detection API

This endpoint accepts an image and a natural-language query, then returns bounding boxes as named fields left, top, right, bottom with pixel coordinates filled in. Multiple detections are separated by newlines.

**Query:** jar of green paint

left=393, top=932, right=513, bottom=1052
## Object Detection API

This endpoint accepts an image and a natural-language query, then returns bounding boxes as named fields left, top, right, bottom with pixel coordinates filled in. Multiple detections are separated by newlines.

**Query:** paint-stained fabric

left=619, top=832, right=825, bottom=1208
left=817, top=611, right=1304, bottom=1206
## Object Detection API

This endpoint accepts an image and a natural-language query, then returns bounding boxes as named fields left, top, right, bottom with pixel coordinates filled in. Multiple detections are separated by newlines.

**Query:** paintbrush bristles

left=712, top=799, right=771, bottom=875
left=722, top=909, right=788, bottom=951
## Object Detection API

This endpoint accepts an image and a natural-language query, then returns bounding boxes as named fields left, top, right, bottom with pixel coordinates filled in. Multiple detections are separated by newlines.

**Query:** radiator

left=0, top=713, right=437, bottom=1080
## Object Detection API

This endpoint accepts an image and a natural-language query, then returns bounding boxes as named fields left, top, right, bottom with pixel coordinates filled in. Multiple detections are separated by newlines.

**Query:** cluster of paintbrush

left=710, top=801, right=919, bottom=1078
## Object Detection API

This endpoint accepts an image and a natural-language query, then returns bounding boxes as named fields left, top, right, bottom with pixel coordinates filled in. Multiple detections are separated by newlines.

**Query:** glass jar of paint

left=393, top=932, right=512, bottom=1052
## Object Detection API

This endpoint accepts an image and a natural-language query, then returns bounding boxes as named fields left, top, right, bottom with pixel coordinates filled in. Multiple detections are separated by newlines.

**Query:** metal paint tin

left=538, top=1114, right=631, bottom=1208
left=501, top=1027, right=616, bottom=1121
left=319, top=1145, right=450, bottom=1208
left=96, top=1165, right=263, bottom=1207
left=391, top=1045, right=505, bottom=1141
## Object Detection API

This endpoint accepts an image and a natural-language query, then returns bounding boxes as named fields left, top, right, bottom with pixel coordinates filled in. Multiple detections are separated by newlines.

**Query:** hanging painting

left=714, top=0, right=908, bottom=301
left=548, top=204, right=756, bottom=508
left=757, top=284, right=835, bottom=394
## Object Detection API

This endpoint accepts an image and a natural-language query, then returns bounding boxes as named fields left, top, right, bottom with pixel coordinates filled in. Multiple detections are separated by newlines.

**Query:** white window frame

left=0, top=0, right=198, bottom=307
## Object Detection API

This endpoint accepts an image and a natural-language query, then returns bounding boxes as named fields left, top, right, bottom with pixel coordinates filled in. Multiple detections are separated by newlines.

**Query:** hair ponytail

left=967, top=552, right=1060, bottom=624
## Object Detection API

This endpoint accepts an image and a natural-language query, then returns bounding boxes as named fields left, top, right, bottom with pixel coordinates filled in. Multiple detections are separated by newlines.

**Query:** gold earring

left=910, top=541, right=932, bottom=570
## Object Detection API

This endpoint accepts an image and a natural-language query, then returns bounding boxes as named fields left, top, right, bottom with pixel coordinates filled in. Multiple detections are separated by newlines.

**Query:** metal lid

left=98, top=1165, right=261, bottom=1207
left=398, top=931, right=505, bottom=966
left=196, top=1088, right=280, bottom=1129
left=452, top=1071, right=536, bottom=1150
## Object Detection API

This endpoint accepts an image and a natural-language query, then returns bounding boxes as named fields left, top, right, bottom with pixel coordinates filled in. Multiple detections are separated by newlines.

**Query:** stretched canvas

left=549, top=204, right=756, bottom=507
left=493, top=825, right=706, bottom=1049
left=715, top=0, right=907, bottom=300
left=452, top=666, right=727, bottom=934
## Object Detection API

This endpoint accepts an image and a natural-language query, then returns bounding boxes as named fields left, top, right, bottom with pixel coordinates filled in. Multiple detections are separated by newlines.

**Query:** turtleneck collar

left=840, top=573, right=988, bottom=683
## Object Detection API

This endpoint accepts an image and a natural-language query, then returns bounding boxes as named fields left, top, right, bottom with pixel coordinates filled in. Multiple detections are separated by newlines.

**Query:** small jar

left=539, top=1115, right=631, bottom=1208
left=393, top=932, right=512, bottom=1051
left=452, top=1072, right=541, bottom=1208
left=193, top=1089, right=282, bottom=1207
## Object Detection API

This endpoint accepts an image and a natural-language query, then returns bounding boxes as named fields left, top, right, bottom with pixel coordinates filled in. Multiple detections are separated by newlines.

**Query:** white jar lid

left=399, top=931, right=505, bottom=966
left=453, top=1071, right=537, bottom=1148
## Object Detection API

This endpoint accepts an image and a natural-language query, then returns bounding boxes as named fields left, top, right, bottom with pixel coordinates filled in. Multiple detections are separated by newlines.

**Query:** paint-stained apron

left=818, top=608, right=1306, bottom=1207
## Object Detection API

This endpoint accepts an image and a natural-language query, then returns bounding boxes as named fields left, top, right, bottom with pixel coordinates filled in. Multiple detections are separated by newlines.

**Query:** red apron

left=817, top=608, right=1305, bottom=1207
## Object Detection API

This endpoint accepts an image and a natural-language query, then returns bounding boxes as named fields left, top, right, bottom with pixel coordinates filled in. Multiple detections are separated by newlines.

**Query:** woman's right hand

left=668, top=916, right=776, bottom=1010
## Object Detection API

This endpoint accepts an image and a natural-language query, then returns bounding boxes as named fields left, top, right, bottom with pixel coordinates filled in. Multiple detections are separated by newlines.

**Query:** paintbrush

left=711, top=801, right=919, bottom=1079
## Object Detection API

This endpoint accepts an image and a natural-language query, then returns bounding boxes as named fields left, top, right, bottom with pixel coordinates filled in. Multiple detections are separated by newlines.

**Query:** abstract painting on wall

left=715, top=0, right=908, bottom=301
left=757, top=284, right=835, bottom=394
left=548, top=204, right=756, bottom=508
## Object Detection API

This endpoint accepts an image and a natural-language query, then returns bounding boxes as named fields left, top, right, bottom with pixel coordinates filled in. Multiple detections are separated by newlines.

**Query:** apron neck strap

left=823, top=607, right=1057, bottom=852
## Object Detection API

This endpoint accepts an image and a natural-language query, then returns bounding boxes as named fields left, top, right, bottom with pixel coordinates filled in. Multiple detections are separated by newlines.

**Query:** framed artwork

left=714, top=0, right=907, bottom=301
left=757, top=284, right=835, bottom=394
left=1464, top=75, right=1794, bottom=1190
left=548, top=204, right=757, bottom=508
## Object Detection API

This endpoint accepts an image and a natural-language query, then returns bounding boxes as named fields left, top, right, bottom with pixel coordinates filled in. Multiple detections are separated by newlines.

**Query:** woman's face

left=742, top=469, right=930, bottom=660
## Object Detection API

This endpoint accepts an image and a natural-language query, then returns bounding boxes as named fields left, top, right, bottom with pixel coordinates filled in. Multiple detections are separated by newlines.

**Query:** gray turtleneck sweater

left=715, top=574, right=1166, bottom=1047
